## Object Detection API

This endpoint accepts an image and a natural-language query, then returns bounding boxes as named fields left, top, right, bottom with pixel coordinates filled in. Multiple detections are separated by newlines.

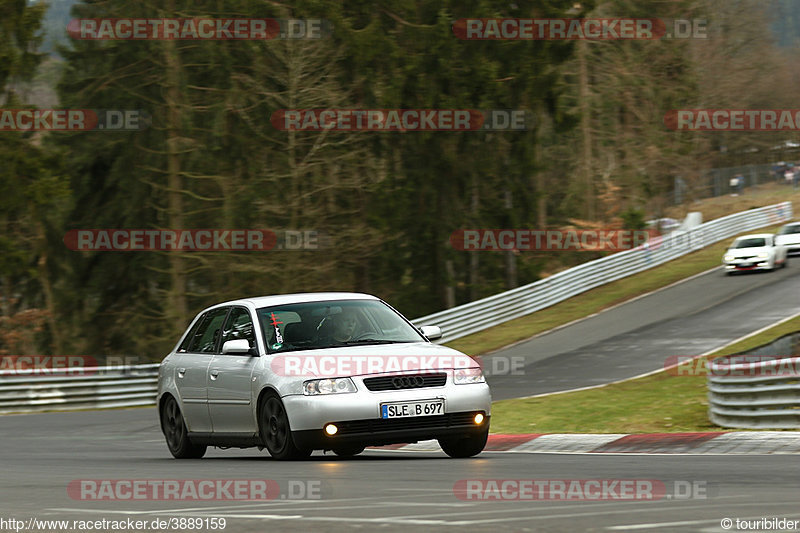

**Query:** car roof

left=734, top=233, right=773, bottom=240
left=207, top=292, right=381, bottom=310
left=780, top=222, right=800, bottom=227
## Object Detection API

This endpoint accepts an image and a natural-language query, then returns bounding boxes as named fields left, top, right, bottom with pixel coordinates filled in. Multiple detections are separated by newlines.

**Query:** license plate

left=381, top=399, right=444, bottom=419
left=738, top=263, right=752, bottom=268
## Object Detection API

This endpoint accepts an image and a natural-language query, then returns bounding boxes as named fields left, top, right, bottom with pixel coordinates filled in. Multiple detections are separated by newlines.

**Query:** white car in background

left=776, top=222, right=800, bottom=256
left=723, top=234, right=787, bottom=274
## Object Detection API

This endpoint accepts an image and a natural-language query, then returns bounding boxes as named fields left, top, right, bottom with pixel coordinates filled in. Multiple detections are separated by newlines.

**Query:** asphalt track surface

left=3, top=410, right=800, bottom=532
left=2, top=265, right=800, bottom=532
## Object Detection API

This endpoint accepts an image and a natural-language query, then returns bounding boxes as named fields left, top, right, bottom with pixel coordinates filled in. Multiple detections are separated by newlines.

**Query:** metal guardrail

left=416, top=201, right=793, bottom=344
left=0, top=201, right=792, bottom=414
left=0, top=364, right=159, bottom=415
left=708, top=356, right=800, bottom=429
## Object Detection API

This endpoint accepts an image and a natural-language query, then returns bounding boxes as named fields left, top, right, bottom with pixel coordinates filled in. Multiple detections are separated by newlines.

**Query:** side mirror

left=222, top=339, right=252, bottom=354
left=419, top=325, right=442, bottom=341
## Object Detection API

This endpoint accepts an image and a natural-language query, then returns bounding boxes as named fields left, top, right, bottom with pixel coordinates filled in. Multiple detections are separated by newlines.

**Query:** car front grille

left=362, top=372, right=447, bottom=391
left=333, top=412, right=480, bottom=435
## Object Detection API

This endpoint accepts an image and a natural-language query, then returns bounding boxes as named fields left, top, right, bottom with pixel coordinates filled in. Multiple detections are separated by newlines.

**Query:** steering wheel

left=350, top=331, right=379, bottom=341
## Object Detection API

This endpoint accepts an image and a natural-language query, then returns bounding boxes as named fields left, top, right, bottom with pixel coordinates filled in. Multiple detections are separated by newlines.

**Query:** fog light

left=473, top=413, right=485, bottom=425
left=324, top=423, right=338, bottom=436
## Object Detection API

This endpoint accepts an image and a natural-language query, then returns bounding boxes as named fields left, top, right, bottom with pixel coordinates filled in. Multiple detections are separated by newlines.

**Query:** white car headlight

left=454, top=367, right=485, bottom=385
left=724, top=255, right=734, bottom=262
left=757, top=252, right=769, bottom=258
left=303, top=377, right=356, bottom=395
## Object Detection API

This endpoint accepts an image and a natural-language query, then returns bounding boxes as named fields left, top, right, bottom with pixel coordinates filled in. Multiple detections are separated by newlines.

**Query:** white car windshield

left=778, top=225, right=800, bottom=235
left=732, top=238, right=767, bottom=248
left=257, top=300, right=426, bottom=353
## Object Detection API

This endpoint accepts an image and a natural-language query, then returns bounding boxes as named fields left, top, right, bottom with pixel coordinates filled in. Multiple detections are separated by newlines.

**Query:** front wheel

left=258, top=392, right=311, bottom=460
left=438, top=430, right=489, bottom=458
left=160, top=396, right=207, bottom=459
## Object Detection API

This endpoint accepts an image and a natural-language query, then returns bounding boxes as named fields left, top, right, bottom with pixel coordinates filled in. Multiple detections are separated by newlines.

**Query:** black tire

left=438, top=429, right=489, bottom=458
left=258, top=392, right=311, bottom=460
left=332, top=446, right=365, bottom=458
left=160, top=396, right=207, bottom=459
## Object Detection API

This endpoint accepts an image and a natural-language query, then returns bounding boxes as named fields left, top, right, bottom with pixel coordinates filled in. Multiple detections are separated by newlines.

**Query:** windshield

left=732, top=238, right=767, bottom=248
left=778, top=225, right=800, bottom=235
left=257, top=299, right=425, bottom=353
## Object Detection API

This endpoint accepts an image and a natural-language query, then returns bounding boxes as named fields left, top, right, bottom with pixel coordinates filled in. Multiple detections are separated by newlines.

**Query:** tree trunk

left=469, top=174, right=479, bottom=301
left=578, top=39, right=595, bottom=220
left=163, top=26, right=188, bottom=331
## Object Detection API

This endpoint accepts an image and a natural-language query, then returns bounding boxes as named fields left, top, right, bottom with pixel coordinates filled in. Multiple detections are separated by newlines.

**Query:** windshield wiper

left=340, top=339, right=405, bottom=345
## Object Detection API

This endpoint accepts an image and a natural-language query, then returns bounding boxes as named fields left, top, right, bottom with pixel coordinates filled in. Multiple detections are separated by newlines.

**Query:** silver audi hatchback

left=157, top=293, right=491, bottom=460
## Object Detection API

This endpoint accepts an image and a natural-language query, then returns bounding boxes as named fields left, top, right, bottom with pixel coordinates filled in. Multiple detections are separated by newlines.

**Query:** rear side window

left=185, top=307, right=230, bottom=353
left=178, top=318, right=203, bottom=353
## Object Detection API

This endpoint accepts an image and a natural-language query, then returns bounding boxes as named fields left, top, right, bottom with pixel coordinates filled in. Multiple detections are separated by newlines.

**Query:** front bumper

left=282, top=373, right=491, bottom=448
left=292, top=411, right=489, bottom=449
left=723, top=260, right=772, bottom=272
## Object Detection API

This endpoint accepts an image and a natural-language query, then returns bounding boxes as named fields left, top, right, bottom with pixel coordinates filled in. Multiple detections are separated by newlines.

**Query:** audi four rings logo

left=392, top=376, right=425, bottom=388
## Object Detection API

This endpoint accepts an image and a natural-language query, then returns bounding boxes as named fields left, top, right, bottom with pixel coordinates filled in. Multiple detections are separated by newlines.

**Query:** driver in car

left=332, top=308, right=358, bottom=342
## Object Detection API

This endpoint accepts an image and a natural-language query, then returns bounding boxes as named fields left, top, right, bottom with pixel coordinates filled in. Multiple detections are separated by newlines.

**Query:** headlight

left=454, top=367, right=485, bottom=385
left=723, top=255, right=734, bottom=262
left=757, top=252, right=769, bottom=258
left=303, top=377, right=356, bottom=395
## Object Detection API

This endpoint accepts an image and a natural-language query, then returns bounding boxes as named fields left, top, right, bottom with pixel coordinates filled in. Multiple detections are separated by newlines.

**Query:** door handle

left=177, top=368, right=186, bottom=378
left=209, top=369, right=219, bottom=380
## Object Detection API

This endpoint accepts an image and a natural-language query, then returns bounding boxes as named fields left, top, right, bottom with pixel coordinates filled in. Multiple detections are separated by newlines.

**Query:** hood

left=726, top=246, right=770, bottom=258
left=268, top=342, right=479, bottom=379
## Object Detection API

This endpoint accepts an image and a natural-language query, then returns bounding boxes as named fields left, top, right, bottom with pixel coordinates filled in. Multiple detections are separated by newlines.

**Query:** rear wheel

left=259, top=392, right=311, bottom=460
left=438, top=429, right=489, bottom=458
left=160, top=396, right=206, bottom=459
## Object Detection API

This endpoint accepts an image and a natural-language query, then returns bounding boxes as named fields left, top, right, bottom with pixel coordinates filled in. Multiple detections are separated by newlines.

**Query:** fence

left=0, top=364, right=159, bottom=415
left=708, top=356, right=800, bottom=429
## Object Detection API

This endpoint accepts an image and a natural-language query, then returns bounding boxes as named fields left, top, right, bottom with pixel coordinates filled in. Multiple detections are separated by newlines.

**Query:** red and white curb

left=371, top=432, right=800, bottom=454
